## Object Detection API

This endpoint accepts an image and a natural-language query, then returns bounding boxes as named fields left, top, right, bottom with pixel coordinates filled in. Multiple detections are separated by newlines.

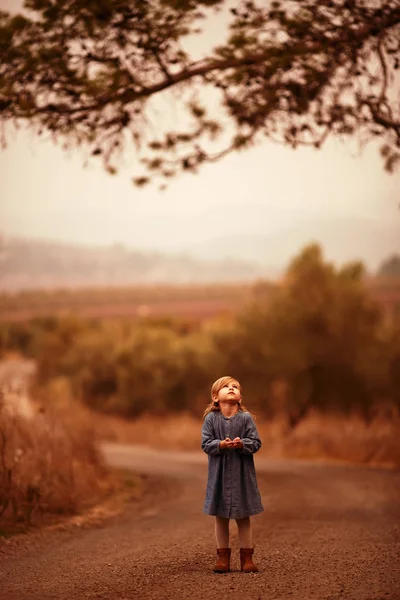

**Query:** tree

left=1, top=0, right=399, bottom=186
left=210, top=243, right=388, bottom=421
left=377, top=254, right=400, bottom=278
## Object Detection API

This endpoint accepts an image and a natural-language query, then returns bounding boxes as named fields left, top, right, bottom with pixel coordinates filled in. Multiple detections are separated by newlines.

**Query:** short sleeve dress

left=201, top=410, right=264, bottom=519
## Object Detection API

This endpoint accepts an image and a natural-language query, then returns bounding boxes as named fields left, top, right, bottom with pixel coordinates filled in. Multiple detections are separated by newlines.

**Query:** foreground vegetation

left=0, top=394, right=114, bottom=533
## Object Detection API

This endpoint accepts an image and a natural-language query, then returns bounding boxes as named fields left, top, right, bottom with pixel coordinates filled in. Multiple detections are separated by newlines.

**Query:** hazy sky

left=1, top=0, right=399, bottom=254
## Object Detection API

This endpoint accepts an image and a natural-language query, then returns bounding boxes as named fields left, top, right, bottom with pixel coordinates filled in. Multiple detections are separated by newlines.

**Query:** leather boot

left=240, top=547, right=259, bottom=573
left=213, top=548, right=231, bottom=573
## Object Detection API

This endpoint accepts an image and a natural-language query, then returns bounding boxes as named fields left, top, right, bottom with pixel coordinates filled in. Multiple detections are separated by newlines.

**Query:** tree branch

left=18, top=7, right=400, bottom=118
left=365, top=101, right=400, bottom=138
left=376, top=36, right=389, bottom=106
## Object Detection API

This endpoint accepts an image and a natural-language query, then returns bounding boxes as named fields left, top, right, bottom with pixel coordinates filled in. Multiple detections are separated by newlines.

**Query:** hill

left=0, top=236, right=269, bottom=291
left=184, top=216, right=400, bottom=270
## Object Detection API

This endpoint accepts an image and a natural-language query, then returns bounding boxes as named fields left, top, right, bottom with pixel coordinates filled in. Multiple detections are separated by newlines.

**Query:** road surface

left=1, top=444, right=399, bottom=600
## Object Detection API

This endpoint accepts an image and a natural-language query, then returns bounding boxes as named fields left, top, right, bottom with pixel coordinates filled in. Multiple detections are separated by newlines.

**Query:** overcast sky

left=1, top=0, right=399, bottom=255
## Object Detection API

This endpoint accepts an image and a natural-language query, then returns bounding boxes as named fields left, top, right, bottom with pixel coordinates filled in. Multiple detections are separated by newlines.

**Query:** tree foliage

left=1, top=0, right=399, bottom=184
left=215, top=244, right=390, bottom=421
left=377, top=254, right=400, bottom=278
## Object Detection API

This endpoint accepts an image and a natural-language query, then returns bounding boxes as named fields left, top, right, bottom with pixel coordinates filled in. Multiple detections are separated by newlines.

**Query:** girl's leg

left=235, top=516, right=252, bottom=548
left=215, top=516, right=230, bottom=548
left=213, top=517, right=231, bottom=572
left=236, top=517, right=259, bottom=572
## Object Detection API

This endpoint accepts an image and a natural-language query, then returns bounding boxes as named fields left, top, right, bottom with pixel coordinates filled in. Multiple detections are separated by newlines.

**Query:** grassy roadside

left=0, top=396, right=134, bottom=538
left=93, top=410, right=400, bottom=470
left=0, top=467, right=146, bottom=544
left=33, top=468, right=146, bottom=532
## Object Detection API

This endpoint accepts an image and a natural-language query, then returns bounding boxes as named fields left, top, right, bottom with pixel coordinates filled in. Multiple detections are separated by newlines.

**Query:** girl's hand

left=232, top=437, right=243, bottom=449
left=220, top=437, right=243, bottom=450
left=220, top=437, right=233, bottom=450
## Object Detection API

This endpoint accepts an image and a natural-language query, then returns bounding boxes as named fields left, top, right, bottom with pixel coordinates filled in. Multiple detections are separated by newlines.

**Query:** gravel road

left=1, top=443, right=400, bottom=600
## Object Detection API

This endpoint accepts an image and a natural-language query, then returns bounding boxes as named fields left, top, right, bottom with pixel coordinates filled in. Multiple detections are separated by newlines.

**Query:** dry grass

left=94, top=411, right=202, bottom=451
left=93, top=409, right=400, bottom=469
left=0, top=395, right=114, bottom=533
left=272, top=410, right=400, bottom=468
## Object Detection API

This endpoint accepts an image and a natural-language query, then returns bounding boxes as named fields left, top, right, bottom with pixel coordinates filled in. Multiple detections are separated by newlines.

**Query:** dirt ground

left=1, top=444, right=400, bottom=600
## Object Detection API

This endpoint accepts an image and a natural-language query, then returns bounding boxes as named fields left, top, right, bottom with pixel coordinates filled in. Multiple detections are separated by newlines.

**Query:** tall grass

left=0, top=392, right=112, bottom=532
left=274, top=410, right=400, bottom=467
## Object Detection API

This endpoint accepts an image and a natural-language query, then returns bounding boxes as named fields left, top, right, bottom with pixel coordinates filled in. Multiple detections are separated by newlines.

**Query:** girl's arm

left=201, top=414, right=223, bottom=455
left=238, top=414, right=262, bottom=455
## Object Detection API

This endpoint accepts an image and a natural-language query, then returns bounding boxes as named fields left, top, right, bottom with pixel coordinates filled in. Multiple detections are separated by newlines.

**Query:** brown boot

left=213, top=548, right=231, bottom=573
left=240, top=548, right=259, bottom=573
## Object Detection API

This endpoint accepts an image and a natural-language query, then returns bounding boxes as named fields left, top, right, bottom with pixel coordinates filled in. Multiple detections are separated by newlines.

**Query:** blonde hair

left=203, top=375, right=251, bottom=418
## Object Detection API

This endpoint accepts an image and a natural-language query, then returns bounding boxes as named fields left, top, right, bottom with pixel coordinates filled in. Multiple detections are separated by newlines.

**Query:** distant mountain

left=184, top=216, right=400, bottom=270
left=0, top=215, right=398, bottom=291
left=0, top=236, right=269, bottom=291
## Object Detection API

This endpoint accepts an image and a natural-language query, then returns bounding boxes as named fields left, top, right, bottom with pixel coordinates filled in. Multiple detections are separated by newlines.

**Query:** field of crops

left=0, top=282, right=264, bottom=322
left=0, top=278, right=398, bottom=323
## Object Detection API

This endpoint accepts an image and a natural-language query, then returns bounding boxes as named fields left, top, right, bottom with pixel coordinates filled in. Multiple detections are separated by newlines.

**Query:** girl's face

left=214, top=380, right=241, bottom=404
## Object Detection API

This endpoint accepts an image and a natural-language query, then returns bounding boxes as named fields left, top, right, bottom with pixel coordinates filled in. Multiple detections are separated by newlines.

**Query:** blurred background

left=0, top=0, right=399, bottom=528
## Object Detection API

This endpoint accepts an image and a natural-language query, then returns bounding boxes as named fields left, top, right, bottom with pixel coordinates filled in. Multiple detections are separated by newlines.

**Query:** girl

left=201, top=376, right=263, bottom=574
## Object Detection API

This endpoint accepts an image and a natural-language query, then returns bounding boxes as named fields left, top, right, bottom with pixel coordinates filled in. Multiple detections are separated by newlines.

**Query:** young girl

left=201, top=376, right=263, bottom=574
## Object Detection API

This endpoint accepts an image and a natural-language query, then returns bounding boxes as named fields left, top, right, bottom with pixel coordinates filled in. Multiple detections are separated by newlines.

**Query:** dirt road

left=1, top=444, right=399, bottom=600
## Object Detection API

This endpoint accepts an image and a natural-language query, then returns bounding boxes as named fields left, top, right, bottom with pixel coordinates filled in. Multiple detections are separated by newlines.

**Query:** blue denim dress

left=201, top=410, right=264, bottom=519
